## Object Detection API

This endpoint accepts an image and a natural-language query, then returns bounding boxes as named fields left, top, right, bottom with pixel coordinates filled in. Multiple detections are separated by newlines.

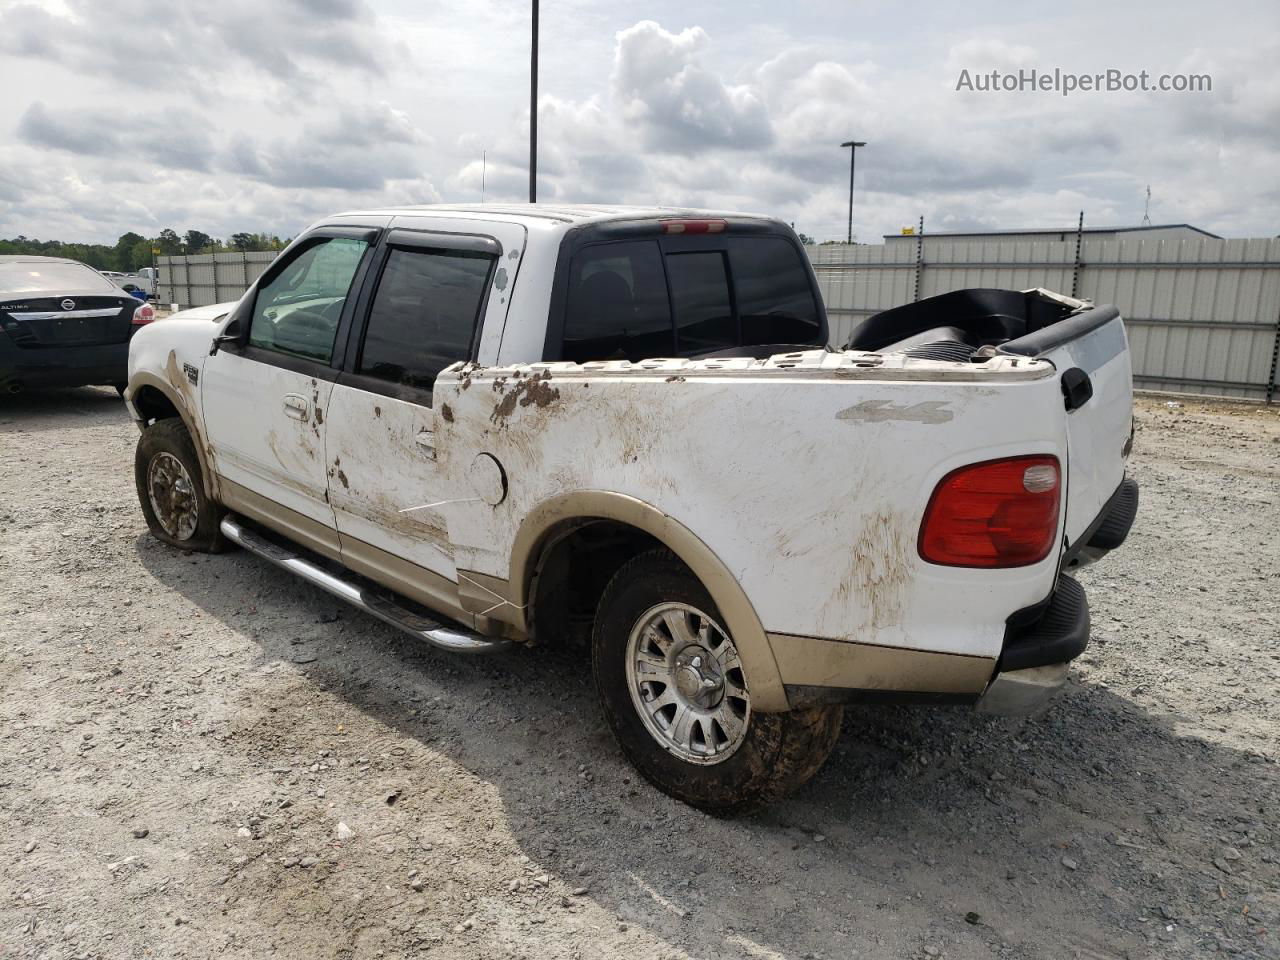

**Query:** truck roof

left=328, top=203, right=784, bottom=229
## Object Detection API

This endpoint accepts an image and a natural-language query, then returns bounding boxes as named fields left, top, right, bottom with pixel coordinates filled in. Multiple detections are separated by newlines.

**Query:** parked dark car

left=1, top=256, right=155, bottom=394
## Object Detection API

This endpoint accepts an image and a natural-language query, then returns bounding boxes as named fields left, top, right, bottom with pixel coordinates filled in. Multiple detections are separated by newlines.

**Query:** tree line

left=0, top=229, right=290, bottom=273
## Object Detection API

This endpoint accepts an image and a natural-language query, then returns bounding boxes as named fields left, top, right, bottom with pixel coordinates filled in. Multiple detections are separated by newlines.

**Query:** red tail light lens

left=659, top=218, right=727, bottom=235
left=131, top=303, right=155, bottom=325
left=919, top=455, right=1061, bottom=568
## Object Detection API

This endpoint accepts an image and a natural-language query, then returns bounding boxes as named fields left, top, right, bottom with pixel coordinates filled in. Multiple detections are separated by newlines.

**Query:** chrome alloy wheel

left=147, top=451, right=198, bottom=541
left=625, top=602, right=751, bottom=764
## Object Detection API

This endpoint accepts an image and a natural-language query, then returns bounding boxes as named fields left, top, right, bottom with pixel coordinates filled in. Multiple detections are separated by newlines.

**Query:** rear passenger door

left=323, top=222, right=521, bottom=612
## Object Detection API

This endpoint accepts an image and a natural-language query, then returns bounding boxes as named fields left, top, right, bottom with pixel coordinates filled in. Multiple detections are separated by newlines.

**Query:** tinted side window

left=730, top=238, right=821, bottom=345
left=563, top=241, right=672, bottom=363
left=249, top=237, right=368, bottom=363
left=357, top=247, right=494, bottom=392
left=667, top=251, right=735, bottom=354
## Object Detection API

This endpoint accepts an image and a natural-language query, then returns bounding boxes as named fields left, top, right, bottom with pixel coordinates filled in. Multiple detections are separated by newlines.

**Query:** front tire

left=135, top=418, right=227, bottom=553
left=592, top=549, right=842, bottom=814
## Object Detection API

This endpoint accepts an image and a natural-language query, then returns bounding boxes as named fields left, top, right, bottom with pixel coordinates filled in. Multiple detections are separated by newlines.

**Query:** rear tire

left=592, top=548, right=842, bottom=814
left=135, top=418, right=227, bottom=553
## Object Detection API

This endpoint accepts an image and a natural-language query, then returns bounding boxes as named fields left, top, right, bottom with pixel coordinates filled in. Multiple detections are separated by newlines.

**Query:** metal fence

left=160, top=236, right=1280, bottom=402
left=157, top=252, right=279, bottom=310
left=809, top=234, right=1280, bottom=402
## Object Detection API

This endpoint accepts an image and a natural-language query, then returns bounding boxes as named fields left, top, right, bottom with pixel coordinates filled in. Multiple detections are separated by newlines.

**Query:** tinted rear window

left=666, top=251, right=735, bottom=353
left=563, top=241, right=673, bottom=363
left=730, top=238, right=821, bottom=345
left=0, top=261, right=119, bottom=295
left=560, top=235, right=821, bottom=362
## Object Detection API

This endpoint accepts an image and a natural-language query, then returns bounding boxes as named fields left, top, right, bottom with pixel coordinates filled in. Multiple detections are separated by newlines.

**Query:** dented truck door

left=201, top=232, right=374, bottom=550
left=323, top=220, right=524, bottom=603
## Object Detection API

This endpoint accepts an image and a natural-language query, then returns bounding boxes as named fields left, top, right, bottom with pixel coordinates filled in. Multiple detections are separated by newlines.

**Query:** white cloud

left=0, top=1, right=1275, bottom=244
left=610, top=21, right=773, bottom=152
left=0, top=0, right=393, bottom=89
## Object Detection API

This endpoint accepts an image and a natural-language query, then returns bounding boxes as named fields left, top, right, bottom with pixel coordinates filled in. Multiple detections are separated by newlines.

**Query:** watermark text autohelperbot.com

left=956, top=68, right=1212, bottom=97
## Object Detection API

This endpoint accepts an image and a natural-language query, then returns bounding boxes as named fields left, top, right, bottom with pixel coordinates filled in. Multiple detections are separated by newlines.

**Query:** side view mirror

left=210, top=318, right=242, bottom=356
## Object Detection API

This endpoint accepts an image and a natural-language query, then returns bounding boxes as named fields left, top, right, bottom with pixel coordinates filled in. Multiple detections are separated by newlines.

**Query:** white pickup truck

left=125, top=204, right=1138, bottom=812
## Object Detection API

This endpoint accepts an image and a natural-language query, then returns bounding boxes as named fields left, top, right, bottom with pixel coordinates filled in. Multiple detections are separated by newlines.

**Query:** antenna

left=1142, top=185, right=1152, bottom=226
left=481, top=151, right=486, bottom=204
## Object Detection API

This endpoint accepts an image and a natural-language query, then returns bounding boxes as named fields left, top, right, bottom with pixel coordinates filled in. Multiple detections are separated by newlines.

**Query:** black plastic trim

left=383, top=228, right=501, bottom=256
left=1062, top=475, right=1139, bottom=568
left=998, top=304, right=1120, bottom=357
left=1061, top=367, right=1093, bottom=410
left=234, top=344, right=341, bottom=382
left=1000, top=575, right=1090, bottom=672
left=1087, top=476, right=1139, bottom=550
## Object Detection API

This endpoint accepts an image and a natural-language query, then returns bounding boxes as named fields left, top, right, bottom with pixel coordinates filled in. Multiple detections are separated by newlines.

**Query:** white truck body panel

left=418, top=351, right=1065, bottom=661
left=203, top=357, right=336, bottom=530
left=325, top=382, right=457, bottom=580
left=1045, top=320, right=1133, bottom=541
left=127, top=204, right=1136, bottom=723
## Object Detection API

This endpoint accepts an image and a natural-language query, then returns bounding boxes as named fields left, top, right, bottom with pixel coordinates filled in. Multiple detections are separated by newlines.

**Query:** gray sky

left=1, top=0, right=1276, bottom=243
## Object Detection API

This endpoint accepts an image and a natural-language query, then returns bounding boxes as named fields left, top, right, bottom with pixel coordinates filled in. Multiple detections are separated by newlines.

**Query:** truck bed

left=429, top=348, right=1065, bottom=662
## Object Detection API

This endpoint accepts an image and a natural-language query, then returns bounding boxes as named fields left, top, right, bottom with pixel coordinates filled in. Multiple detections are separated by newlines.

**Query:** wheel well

left=132, top=385, right=181, bottom=425
left=528, top=520, right=666, bottom=647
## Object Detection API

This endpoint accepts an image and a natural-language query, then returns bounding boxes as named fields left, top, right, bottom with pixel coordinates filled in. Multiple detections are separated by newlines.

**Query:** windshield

left=0, top=261, right=120, bottom=295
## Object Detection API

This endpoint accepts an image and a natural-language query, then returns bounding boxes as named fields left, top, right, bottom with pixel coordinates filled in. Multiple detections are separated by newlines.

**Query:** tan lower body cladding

left=768, top=632, right=996, bottom=706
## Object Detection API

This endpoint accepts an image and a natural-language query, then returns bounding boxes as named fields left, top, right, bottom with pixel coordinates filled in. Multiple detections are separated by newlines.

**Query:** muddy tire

left=135, top=418, right=228, bottom=553
left=592, top=548, right=842, bottom=814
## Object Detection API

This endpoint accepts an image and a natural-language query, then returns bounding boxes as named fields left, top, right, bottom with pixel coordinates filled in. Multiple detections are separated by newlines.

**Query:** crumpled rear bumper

left=977, top=475, right=1139, bottom=715
left=977, top=662, right=1070, bottom=715
left=976, top=572, right=1090, bottom=716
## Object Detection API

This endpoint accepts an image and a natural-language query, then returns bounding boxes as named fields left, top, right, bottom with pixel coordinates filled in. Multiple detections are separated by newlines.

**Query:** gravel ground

left=1, top=390, right=1277, bottom=960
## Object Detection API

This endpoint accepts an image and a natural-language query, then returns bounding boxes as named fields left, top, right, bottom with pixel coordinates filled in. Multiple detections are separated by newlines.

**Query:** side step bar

left=219, top=516, right=510, bottom=654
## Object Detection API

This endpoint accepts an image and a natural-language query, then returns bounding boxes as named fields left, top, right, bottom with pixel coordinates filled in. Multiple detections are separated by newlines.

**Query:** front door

left=201, top=232, right=373, bottom=555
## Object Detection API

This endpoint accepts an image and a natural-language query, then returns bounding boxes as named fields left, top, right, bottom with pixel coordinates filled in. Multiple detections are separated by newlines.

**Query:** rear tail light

left=659, top=218, right=727, bottom=235
left=918, top=455, right=1061, bottom=568
left=131, top=303, right=156, bottom=325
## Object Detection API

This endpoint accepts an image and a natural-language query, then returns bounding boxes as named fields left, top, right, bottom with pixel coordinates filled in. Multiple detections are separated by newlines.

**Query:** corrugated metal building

left=883, top=223, right=1222, bottom=247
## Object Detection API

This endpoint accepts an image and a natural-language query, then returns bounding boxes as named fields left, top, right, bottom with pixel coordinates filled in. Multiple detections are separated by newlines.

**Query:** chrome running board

left=219, top=515, right=509, bottom=654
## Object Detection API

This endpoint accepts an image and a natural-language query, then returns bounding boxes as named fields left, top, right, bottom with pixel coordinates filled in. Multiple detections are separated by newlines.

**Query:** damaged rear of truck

left=436, top=289, right=1135, bottom=711
left=126, top=205, right=1137, bottom=812
left=424, top=287, right=1137, bottom=808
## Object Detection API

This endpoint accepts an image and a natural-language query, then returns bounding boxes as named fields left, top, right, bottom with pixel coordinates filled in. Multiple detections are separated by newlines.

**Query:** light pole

left=529, top=0, right=539, bottom=203
left=840, top=140, right=865, bottom=244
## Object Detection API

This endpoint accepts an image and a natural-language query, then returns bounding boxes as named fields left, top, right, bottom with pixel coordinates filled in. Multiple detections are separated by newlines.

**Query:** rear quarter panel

left=432, top=360, right=1070, bottom=661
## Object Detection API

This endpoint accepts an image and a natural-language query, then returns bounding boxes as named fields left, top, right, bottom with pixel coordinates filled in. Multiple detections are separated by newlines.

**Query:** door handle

left=283, top=394, right=310, bottom=421
left=415, top=430, right=436, bottom=460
